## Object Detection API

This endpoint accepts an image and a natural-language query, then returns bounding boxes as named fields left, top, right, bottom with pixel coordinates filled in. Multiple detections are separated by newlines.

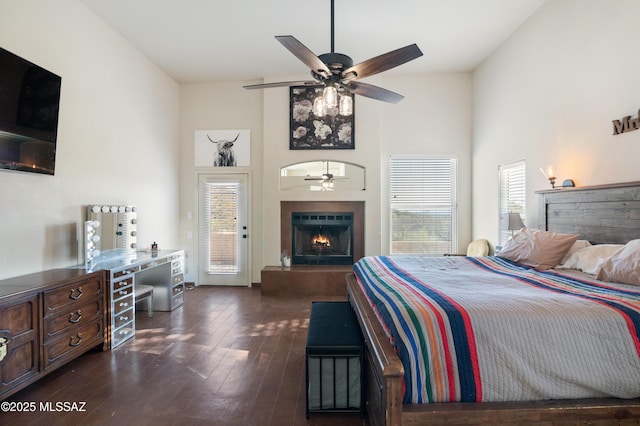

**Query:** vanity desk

left=89, top=249, right=185, bottom=348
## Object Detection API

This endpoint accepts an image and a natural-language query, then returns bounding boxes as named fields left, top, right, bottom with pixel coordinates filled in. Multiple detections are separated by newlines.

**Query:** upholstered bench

left=305, top=301, right=364, bottom=418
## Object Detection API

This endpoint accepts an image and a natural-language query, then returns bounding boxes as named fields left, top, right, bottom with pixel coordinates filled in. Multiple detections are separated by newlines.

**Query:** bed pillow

left=596, top=239, right=640, bottom=286
left=498, top=227, right=579, bottom=270
left=559, top=239, right=592, bottom=264
left=556, top=244, right=624, bottom=275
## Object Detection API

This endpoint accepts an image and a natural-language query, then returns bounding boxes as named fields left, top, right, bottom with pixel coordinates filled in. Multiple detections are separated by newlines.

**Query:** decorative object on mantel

left=562, top=179, right=576, bottom=188
left=243, top=0, right=422, bottom=105
left=290, top=86, right=354, bottom=149
left=540, top=165, right=557, bottom=188
left=612, top=108, right=640, bottom=135
left=194, top=129, right=251, bottom=167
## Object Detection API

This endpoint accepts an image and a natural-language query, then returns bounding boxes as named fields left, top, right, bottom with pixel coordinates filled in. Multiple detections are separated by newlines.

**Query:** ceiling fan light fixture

left=323, top=85, right=338, bottom=108
left=339, top=93, right=353, bottom=116
left=313, top=96, right=326, bottom=116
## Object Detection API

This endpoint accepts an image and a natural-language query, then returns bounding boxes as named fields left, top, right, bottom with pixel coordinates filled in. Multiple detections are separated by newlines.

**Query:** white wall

left=0, top=0, right=180, bottom=279
left=472, top=0, right=640, bottom=247
left=177, top=72, right=472, bottom=283
left=380, top=73, right=472, bottom=253
left=178, top=81, right=263, bottom=283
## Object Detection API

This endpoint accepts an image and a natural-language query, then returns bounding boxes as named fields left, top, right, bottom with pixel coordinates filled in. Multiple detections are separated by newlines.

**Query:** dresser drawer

left=0, top=294, right=39, bottom=399
left=172, top=283, right=185, bottom=297
left=172, top=273, right=184, bottom=285
left=171, top=292, right=184, bottom=310
left=43, top=299, right=102, bottom=341
left=42, top=321, right=103, bottom=370
left=112, top=267, right=138, bottom=280
left=114, top=307, right=134, bottom=329
left=113, top=276, right=133, bottom=291
left=112, top=324, right=134, bottom=347
left=113, top=295, right=134, bottom=315
left=113, top=285, right=133, bottom=301
left=43, top=276, right=103, bottom=315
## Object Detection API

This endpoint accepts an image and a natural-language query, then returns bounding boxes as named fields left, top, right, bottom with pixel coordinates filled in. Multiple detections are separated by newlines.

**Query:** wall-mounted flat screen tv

left=0, top=46, right=61, bottom=175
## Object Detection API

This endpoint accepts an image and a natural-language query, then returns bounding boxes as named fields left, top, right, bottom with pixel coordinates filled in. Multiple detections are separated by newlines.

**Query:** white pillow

left=556, top=244, right=624, bottom=275
left=498, top=228, right=579, bottom=270
left=559, top=239, right=592, bottom=264
left=596, top=239, right=640, bottom=286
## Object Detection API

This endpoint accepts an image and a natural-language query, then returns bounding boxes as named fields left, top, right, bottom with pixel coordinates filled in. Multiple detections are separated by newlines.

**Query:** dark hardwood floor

left=3, top=286, right=366, bottom=426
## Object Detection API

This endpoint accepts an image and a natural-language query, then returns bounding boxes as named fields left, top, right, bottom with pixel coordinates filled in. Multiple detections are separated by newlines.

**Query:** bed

left=346, top=181, right=640, bottom=425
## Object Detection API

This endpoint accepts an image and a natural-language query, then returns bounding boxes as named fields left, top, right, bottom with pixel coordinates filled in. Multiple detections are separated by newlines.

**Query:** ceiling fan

left=243, top=0, right=423, bottom=104
left=304, top=173, right=343, bottom=182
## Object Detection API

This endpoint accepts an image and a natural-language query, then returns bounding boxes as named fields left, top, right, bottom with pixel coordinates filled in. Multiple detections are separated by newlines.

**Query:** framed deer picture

left=289, top=86, right=354, bottom=150
left=194, top=129, right=251, bottom=167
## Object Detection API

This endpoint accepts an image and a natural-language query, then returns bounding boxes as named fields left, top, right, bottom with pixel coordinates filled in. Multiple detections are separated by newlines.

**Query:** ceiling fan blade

left=342, top=44, right=423, bottom=80
left=345, top=81, right=404, bottom=103
left=275, top=35, right=332, bottom=79
left=243, top=80, right=319, bottom=90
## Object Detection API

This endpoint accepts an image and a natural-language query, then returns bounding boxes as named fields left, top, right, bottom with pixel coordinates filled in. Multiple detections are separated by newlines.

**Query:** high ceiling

left=80, top=0, right=548, bottom=84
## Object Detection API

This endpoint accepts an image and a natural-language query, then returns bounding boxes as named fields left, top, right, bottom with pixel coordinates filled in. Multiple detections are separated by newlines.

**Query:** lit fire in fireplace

left=311, top=234, right=331, bottom=248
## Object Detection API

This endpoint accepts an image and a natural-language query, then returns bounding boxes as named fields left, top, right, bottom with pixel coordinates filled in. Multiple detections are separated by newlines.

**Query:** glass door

left=198, top=173, right=250, bottom=286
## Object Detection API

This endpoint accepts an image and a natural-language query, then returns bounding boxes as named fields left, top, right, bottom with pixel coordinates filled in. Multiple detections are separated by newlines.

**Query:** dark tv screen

left=0, top=46, right=61, bottom=175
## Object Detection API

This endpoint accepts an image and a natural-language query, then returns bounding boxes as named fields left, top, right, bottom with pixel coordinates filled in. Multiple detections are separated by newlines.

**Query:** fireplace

left=281, top=201, right=364, bottom=267
left=292, top=212, right=353, bottom=265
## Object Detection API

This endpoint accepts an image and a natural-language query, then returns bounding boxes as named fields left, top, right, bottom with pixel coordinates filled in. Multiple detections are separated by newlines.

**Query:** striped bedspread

left=353, top=255, right=640, bottom=404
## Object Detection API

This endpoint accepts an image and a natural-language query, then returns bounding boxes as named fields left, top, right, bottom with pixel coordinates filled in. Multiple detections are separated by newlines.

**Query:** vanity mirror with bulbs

left=84, top=205, right=185, bottom=348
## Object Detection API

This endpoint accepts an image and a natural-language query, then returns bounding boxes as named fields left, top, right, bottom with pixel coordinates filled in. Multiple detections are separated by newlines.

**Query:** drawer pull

left=119, top=290, right=128, bottom=295
left=69, top=287, right=83, bottom=300
left=69, top=310, right=82, bottom=323
left=119, top=315, right=129, bottom=321
left=69, top=333, right=83, bottom=347
left=119, top=302, right=129, bottom=307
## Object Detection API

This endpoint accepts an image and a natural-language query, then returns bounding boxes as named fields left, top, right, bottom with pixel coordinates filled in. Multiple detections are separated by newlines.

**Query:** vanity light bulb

left=101, top=206, right=110, bottom=213
left=92, top=249, right=101, bottom=257
left=91, top=235, right=101, bottom=243
left=92, top=205, right=101, bottom=213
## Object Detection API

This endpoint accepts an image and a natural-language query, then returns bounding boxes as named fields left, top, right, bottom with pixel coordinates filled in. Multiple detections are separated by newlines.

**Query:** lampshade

left=323, top=85, right=338, bottom=108
left=501, top=212, right=525, bottom=231
left=539, top=165, right=556, bottom=180
left=313, top=97, right=326, bottom=116
left=540, top=165, right=557, bottom=188
left=339, top=94, right=353, bottom=116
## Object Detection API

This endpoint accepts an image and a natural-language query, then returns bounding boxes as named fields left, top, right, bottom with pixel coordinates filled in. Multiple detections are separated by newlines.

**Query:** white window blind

left=499, top=160, right=526, bottom=246
left=204, top=181, right=239, bottom=273
left=390, top=156, right=457, bottom=255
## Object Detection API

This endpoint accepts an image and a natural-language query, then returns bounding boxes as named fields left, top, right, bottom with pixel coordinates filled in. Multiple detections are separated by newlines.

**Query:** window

left=204, top=181, right=240, bottom=273
left=390, top=156, right=457, bottom=255
left=498, top=160, right=526, bottom=246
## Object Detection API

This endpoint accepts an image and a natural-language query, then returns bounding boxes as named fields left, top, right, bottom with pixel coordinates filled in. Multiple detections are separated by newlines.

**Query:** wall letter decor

left=612, top=109, right=640, bottom=135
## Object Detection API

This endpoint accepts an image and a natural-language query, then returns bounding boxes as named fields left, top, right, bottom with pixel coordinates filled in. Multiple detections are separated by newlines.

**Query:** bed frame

left=347, top=181, right=640, bottom=425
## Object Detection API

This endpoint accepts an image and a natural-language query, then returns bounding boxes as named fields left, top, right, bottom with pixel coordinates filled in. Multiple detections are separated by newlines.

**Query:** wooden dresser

left=0, top=268, right=107, bottom=400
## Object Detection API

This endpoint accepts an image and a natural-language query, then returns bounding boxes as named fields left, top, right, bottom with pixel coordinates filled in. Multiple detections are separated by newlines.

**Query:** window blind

left=204, top=181, right=239, bottom=273
left=390, top=156, right=457, bottom=255
left=498, top=160, right=526, bottom=246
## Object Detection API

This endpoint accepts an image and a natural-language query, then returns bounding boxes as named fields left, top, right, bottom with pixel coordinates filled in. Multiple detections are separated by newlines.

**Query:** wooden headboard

left=537, top=181, right=640, bottom=244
